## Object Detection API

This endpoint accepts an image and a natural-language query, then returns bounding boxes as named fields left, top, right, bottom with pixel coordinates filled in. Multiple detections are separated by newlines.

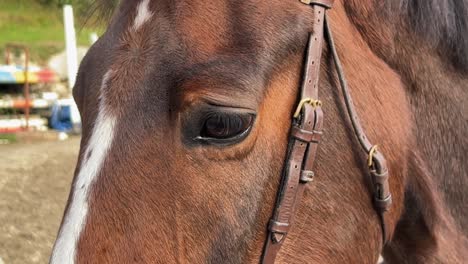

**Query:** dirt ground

left=0, top=137, right=80, bottom=264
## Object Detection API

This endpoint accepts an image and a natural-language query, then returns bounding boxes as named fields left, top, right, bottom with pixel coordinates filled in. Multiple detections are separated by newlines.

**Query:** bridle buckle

left=293, top=98, right=322, bottom=118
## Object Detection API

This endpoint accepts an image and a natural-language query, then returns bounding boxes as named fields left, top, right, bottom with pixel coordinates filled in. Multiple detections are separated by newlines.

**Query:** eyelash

left=199, top=112, right=254, bottom=140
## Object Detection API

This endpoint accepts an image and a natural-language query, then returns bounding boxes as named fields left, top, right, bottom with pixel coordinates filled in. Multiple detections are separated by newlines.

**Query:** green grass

left=0, top=0, right=104, bottom=64
left=0, top=133, right=17, bottom=143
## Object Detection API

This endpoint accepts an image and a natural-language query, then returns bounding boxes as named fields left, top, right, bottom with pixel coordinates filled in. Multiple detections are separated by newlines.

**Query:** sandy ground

left=0, top=137, right=80, bottom=264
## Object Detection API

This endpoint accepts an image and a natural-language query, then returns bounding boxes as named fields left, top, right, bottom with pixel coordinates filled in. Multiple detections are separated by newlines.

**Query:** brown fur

left=345, top=0, right=468, bottom=263
left=53, top=0, right=467, bottom=263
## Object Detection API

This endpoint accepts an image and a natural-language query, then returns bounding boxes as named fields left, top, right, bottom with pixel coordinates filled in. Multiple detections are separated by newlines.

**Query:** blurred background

left=0, top=0, right=111, bottom=263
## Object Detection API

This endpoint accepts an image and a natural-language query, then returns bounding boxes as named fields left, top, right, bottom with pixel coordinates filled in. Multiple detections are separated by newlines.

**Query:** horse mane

left=388, top=0, right=468, bottom=71
left=84, top=0, right=120, bottom=26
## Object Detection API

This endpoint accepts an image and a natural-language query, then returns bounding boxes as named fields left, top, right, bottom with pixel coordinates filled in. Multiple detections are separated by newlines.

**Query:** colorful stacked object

left=0, top=65, right=59, bottom=84
left=0, top=98, right=49, bottom=109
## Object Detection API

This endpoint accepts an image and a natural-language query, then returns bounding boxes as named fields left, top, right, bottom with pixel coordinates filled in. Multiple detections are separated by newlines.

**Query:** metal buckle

left=293, top=98, right=322, bottom=118
left=367, top=145, right=379, bottom=167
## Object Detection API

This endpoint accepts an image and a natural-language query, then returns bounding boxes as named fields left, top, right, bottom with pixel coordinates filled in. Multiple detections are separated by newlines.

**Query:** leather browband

left=260, top=1, right=392, bottom=263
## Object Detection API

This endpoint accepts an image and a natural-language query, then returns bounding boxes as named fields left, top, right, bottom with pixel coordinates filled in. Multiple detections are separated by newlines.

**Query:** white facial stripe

left=50, top=71, right=116, bottom=264
left=133, top=0, right=153, bottom=30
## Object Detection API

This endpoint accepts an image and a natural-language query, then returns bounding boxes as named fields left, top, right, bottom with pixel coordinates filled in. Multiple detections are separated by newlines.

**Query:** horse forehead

left=113, top=0, right=302, bottom=62
left=92, top=0, right=304, bottom=112
left=100, top=1, right=252, bottom=93
left=109, top=0, right=237, bottom=73
left=121, top=0, right=285, bottom=52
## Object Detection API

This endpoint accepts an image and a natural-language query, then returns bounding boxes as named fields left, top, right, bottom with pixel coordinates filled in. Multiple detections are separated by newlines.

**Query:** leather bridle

left=261, top=1, right=392, bottom=263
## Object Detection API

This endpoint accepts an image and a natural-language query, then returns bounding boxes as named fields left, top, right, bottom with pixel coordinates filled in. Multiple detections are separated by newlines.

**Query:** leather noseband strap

left=260, top=1, right=392, bottom=263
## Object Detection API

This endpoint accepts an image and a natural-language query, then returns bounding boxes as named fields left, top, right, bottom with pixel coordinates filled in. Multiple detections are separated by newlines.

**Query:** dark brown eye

left=200, top=112, right=254, bottom=140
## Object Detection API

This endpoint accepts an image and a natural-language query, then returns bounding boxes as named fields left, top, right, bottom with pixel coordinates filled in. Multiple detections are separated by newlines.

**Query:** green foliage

left=0, top=0, right=105, bottom=64
left=37, top=0, right=57, bottom=6
left=0, top=133, right=17, bottom=143
left=30, top=0, right=120, bottom=28
left=36, top=0, right=89, bottom=8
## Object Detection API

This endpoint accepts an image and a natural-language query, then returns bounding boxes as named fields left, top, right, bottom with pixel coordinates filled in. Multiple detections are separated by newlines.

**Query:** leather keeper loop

left=300, top=0, right=334, bottom=8
left=300, top=170, right=315, bottom=183
left=370, top=170, right=389, bottom=185
left=268, top=220, right=290, bottom=234
left=374, top=194, right=392, bottom=212
left=291, top=126, right=322, bottom=143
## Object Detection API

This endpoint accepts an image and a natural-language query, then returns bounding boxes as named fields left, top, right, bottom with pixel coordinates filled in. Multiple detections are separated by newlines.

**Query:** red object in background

left=12, top=100, right=33, bottom=108
left=36, top=68, right=59, bottom=83
left=0, top=127, right=25, bottom=133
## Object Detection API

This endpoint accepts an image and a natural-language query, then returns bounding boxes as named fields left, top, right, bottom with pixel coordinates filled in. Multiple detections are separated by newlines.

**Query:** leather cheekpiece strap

left=260, top=2, right=330, bottom=264
left=261, top=0, right=391, bottom=262
left=325, top=12, right=392, bottom=244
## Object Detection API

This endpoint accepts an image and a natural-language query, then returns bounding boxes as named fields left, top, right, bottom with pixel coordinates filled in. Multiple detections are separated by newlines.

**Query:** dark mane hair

left=85, top=0, right=120, bottom=26
left=389, top=0, right=468, bottom=71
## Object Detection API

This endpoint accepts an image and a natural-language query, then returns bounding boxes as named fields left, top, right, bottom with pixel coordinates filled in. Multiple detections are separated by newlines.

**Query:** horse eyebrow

left=175, top=57, right=263, bottom=95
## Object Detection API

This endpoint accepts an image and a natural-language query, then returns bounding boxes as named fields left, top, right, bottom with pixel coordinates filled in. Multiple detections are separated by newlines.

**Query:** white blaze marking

left=50, top=71, right=116, bottom=264
left=133, top=0, right=153, bottom=30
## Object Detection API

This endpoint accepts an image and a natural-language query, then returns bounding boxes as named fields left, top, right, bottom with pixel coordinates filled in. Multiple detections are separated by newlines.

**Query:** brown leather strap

left=261, top=0, right=392, bottom=262
left=261, top=2, right=331, bottom=263
left=324, top=17, right=392, bottom=244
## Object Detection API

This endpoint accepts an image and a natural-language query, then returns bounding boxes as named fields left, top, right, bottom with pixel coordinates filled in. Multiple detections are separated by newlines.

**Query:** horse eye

left=200, top=112, right=254, bottom=141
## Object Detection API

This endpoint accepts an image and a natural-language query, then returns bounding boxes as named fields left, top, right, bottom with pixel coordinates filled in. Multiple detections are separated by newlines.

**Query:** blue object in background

left=50, top=103, right=73, bottom=132
left=0, top=70, right=16, bottom=83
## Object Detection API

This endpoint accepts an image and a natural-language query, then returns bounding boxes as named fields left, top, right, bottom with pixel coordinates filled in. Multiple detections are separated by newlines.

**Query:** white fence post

left=63, top=5, right=81, bottom=132
left=63, top=4, right=78, bottom=90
